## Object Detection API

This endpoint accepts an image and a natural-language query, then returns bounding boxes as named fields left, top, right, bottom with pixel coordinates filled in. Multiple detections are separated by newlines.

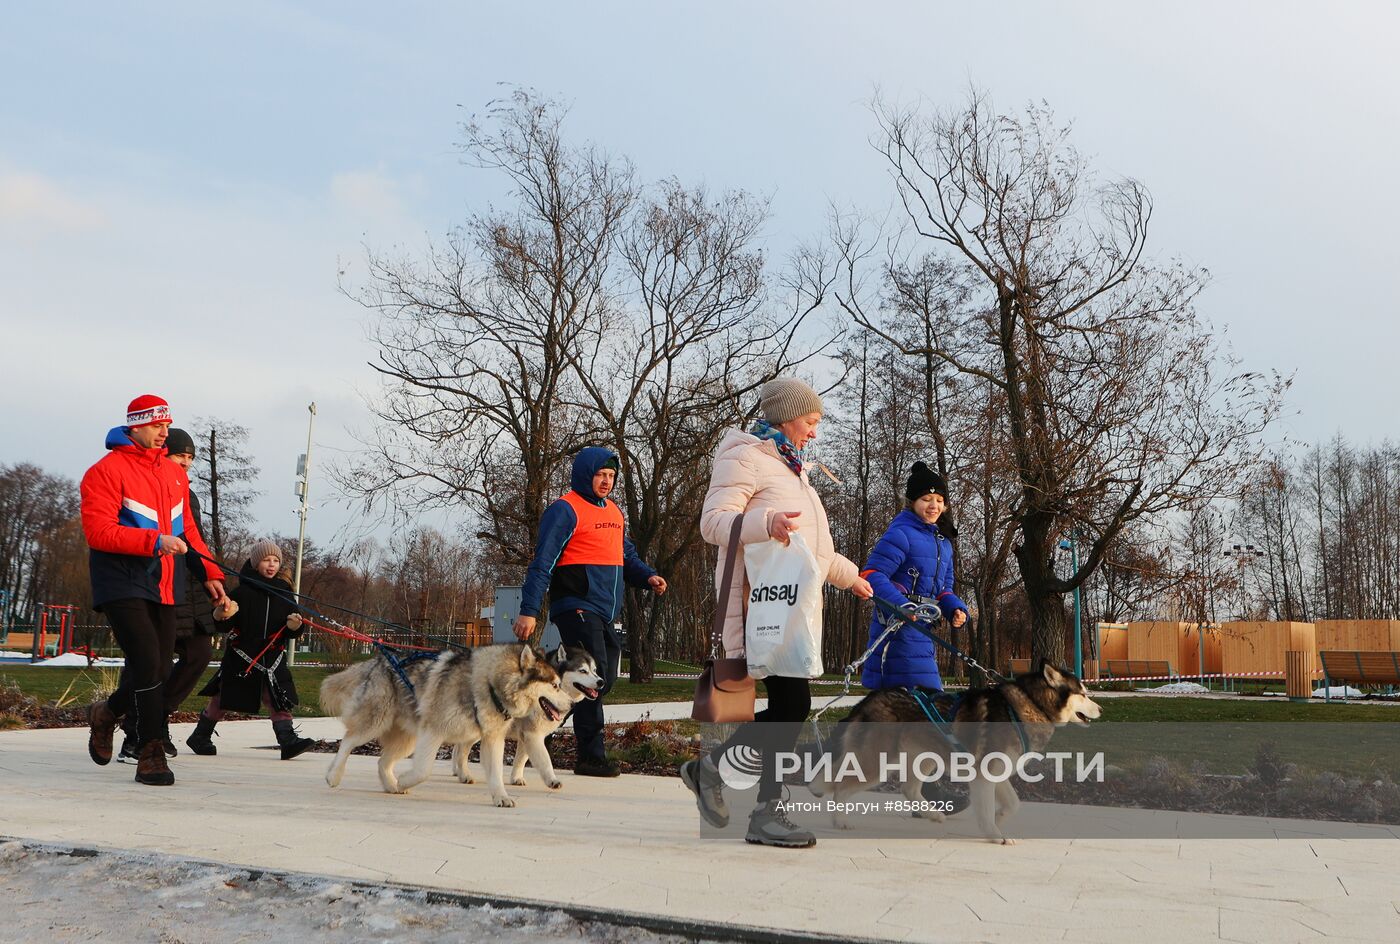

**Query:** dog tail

left=319, top=664, right=363, bottom=718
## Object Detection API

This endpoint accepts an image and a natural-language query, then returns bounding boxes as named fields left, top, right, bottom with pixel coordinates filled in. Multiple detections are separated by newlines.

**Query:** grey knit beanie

left=247, top=540, right=283, bottom=566
left=759, top=378, right=823, bottom=425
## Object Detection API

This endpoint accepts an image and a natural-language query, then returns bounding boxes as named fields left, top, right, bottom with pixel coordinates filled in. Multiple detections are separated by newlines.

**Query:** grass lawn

left=0, top=665, right=342, bottom=718
left=6, top=664, right=1396, bottom=722
left=7, top=665, right=1396, bottom=783
left=0, top=663, right=702, bottom=718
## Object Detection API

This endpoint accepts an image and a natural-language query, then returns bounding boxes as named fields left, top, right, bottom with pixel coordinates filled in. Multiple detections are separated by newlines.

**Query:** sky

left=3, top=1, right=1397, bottom=554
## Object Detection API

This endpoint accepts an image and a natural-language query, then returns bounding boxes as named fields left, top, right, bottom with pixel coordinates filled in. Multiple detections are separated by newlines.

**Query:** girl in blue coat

left=860, top=461, right=969, bottom=691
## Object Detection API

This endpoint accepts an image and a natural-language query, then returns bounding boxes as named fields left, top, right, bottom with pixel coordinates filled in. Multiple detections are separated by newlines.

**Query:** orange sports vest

left=556, top=491, right=624, bottom=566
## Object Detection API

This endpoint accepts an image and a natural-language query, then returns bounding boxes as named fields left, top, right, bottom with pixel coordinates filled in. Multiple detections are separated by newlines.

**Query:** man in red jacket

left=81, top=395, right=226, bottom=786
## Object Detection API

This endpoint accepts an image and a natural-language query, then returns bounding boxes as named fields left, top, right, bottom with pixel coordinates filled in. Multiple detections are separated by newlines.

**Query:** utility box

left=490, top=585, right=561, bottom=650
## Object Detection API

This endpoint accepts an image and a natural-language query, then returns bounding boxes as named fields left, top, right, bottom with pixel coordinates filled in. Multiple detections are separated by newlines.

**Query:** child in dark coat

left=189, top=540, right=315, bottom=760
left=860, top=462, right=969, bottom=691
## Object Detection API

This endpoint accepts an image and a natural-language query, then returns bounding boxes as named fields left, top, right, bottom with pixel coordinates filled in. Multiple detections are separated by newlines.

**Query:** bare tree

left=346, top=91, right=846, bottom=672
left=839, top=90, right=1286, bottom=663
left=1236, top=455, right=1312, bottom=621
left=0, top=463, right=80, bottom=615
left=569, top=180, right=837, bottom=679
left=343, top=89, right=634, bottom=586
left=189, top=419, right=260, bottom=561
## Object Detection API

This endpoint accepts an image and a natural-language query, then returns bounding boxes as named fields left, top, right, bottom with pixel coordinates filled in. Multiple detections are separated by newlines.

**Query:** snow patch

left=0, top=841, right=703, bottom=943
left=1313, top=685, right=1365, bottom=698
left=1136, top=681, right=1211, bottom=694
left=18, top=652, right=125, bottom=667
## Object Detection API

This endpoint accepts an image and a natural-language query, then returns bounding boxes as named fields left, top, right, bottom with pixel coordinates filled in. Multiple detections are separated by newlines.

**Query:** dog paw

left=833, top=816, right=854, bottom=830
left=546, top=779, right=562, bottom=790
left=493, top=795, right=516, bottom=808
left=919, top=810, right=946, bottom=823
left=510, top=775, right=528, bottom=787
left=457, top=775, right=475, bottom=784
left=325, top=773, right=341, bottom=788
left=985, top=836, right=1016, bottom=845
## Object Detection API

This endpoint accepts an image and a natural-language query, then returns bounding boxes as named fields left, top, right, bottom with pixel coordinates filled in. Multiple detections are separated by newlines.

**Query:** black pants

left=710, top=675, right=811, bottom=803
left=554, top=608, right=619, bottom=762
left=119, top=633, right=214, bottom=730
left=103, top=598, right=176, bottom=748
left=163, top=634, right=214, bottom=713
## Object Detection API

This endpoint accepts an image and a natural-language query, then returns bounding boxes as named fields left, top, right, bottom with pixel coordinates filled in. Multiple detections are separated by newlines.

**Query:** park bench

left=1102, top=659, right=1175, bottom=680
left=1319, top=650, right=1400, bottom=701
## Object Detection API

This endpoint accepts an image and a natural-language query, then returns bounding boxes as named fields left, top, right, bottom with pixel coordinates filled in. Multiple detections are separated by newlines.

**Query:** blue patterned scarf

left=751, top=420, right=803, bottom=476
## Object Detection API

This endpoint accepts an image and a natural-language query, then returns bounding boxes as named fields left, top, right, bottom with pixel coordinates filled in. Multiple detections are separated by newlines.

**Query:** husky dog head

left=544, top=645, right=604, bottom=703
left=508, top=645, right=575, bottom=724
left=1022, top=661, right=1102, bottom=727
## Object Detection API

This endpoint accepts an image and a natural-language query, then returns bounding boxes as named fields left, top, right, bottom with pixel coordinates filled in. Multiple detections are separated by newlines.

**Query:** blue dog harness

left=376, top=644, right=441, bottom=704
left=905, top=686, right=1030, bottom=756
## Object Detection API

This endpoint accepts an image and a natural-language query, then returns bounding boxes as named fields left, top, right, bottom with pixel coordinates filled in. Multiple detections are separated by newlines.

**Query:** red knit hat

left=126, top=394, right=172, bottom=428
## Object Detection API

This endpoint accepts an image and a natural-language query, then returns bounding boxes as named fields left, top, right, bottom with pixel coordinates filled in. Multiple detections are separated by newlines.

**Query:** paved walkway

left=2, top=716, right=1397, bottom=943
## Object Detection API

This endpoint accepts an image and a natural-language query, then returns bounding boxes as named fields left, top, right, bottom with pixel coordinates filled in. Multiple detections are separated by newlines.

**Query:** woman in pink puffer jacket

left=681, top=377, right=873, bottom=848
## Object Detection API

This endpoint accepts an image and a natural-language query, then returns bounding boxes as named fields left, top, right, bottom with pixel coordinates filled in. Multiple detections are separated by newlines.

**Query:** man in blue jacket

left=513, top=447, right=667, bottom=776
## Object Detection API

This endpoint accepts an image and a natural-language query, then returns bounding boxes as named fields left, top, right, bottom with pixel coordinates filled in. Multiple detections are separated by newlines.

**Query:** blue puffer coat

left=860, top=509, right=968, bottom=690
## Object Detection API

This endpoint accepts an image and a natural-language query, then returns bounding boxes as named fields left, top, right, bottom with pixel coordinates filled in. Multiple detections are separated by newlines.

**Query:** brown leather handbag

left=691, top=517, right=756, bottom=723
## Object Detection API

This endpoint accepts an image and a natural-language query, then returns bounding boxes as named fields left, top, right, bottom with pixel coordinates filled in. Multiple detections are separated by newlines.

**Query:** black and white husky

left=450, top=644, right=603, bottom=789
left=320, top=643, right=599, bottom=808
left=808, top=662, right=1102, bottom=843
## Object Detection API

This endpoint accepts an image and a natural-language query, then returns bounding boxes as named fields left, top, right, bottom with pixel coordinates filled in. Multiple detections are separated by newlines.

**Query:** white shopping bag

left=743, top=532, right=825, bottom=679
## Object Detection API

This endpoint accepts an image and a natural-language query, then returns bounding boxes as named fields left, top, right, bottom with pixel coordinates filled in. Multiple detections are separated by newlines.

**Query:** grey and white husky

left=808, top=661, right=1102, bottom=843
left=450, top=644, right=603, bottom=789
left=320, top=643, right=593, bottom=807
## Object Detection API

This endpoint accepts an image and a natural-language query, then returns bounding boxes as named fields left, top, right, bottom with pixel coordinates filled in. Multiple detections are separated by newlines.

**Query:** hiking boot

left=919, top=778, right=970, bottom=816
left=186, top=715, right=218, bottom=756
left=272, top=719, right=314, bottom=761
left=680, top=755, right=729, bottom=828
left=745, top=800, right=816, bottom=848
left=573, top=755, right=620, bottom=778
left=134, top=740, right=175, bottom=786
left=87, top=702, right=118, bottom=766
left=116, top=731, right=139, bottom=764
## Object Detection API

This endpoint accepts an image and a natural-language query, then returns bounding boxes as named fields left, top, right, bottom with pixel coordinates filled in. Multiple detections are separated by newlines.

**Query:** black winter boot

left=272, top=719, right=314, bottom=760
left=186, top=715, right=218, bottom=756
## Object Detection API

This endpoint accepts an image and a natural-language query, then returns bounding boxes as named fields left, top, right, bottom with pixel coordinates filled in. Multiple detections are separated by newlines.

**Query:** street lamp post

left=1058, top=536, right=1082, bottom=678
left=1223, top=543, right=1265, bottom=620
left=290, top=402, right=317, bottom=666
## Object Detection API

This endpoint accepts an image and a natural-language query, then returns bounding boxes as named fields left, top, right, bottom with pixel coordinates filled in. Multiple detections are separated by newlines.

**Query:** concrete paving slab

left=1, top=717, right=1398, bottom=942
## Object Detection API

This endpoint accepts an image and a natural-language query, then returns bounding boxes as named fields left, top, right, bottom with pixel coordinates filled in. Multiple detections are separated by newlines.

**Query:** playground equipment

left=30, top=603, right=83, bottom=662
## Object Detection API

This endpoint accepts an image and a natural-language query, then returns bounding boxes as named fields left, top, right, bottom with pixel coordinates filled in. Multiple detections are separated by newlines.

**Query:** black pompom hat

left=905, top=461, right=947, bottom=502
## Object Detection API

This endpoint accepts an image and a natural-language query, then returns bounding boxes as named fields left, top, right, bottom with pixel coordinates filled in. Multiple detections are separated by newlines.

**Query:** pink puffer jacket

left=700, top=428, right=859, bottom=658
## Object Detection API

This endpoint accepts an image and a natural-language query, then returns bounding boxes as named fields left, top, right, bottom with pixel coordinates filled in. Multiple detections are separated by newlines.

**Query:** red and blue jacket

left=860, top=509, right=968, bottom=690
left=80, top=427, right=223, bottom=609
left=520, top=447, right=657, bottom=622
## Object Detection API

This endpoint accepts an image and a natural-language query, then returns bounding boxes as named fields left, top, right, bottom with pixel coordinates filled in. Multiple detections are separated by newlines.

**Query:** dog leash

left=870, top=596, right=1009, bottom=684
left=188, top=547, right=471, bottom=654
left=869, top=597, right=1032, bottom=752
left=810, top=597, right=1005, bottom=753
left=809, top=605, right=933, bottom=752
